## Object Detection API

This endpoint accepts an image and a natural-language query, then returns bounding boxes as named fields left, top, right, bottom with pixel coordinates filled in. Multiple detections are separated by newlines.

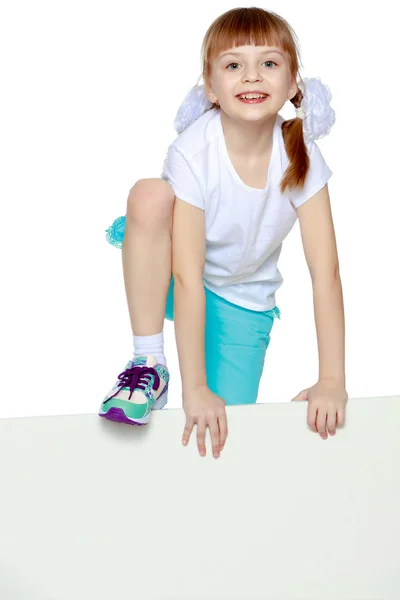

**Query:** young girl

left=99, top=7, right=348, bottom=458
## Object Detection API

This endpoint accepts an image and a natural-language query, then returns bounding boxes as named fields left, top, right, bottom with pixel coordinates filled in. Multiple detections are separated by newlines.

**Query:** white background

left=1, top=0, right=399, bottom=419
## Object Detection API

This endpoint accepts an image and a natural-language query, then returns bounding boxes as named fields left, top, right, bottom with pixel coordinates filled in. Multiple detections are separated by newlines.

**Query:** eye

left=226, top=60, right=277, bottom=70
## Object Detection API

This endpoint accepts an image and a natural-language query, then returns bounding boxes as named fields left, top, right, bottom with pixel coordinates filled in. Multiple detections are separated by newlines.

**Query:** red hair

left=199, top=7, right=310, bottom=195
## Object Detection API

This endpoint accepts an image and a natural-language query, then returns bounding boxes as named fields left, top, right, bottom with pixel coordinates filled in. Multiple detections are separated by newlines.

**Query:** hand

left=291, top=379, right=348, bottom=439
left=182, top=384, right=228, bottom=458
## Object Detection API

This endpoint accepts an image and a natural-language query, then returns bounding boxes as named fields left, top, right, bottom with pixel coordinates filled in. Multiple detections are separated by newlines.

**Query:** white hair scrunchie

left=296, top=77, right=336, bottom=144
left=173, top=76, right=335, bottom=144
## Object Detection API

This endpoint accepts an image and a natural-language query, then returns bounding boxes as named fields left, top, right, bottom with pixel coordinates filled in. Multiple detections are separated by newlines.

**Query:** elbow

left=311, top=263, right=340, bottom=283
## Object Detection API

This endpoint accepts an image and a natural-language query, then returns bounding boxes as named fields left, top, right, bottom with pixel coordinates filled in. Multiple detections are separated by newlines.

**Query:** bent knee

left=127, top=178, right=175, bottom=224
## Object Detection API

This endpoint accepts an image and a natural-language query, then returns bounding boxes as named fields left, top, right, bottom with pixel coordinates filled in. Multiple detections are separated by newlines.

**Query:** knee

left=126, top=178, right=175, bottom=227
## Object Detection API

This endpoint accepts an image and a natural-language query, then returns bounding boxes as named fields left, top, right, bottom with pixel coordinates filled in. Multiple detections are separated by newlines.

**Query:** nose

left=242, top=68, right=263, bottom=82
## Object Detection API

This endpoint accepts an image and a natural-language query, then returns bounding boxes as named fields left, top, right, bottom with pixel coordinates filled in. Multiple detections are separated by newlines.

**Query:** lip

left=236, top=91, right=268, bottom=97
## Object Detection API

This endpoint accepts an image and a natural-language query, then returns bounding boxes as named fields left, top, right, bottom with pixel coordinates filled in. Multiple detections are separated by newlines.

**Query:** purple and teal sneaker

left=99, top=355, right=170, bottom=426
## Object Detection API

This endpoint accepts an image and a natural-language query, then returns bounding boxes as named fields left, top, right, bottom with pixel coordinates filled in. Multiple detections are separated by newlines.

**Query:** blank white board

left=0, top=395, right=399, bottom=600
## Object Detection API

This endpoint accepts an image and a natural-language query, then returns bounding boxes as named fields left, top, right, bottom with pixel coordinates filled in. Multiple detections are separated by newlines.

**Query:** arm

left=171, top=196, right=208, bottom=395
left=174, top=281, right=207, bottom=394
left=312, top=271, right=345, bottom=386
left=296, top=183, right=346, bottom=386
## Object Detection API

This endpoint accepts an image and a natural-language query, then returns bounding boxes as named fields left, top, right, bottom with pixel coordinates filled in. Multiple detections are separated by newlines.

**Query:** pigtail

left=280, top=83, right=310, bottom=196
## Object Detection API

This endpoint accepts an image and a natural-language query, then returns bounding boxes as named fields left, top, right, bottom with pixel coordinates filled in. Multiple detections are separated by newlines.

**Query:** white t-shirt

left=161, top=107, right=332, bottom=312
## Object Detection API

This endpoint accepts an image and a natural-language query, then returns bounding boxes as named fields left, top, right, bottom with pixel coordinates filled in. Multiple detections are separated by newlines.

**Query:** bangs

left=202, top=8, right=296, bottom=69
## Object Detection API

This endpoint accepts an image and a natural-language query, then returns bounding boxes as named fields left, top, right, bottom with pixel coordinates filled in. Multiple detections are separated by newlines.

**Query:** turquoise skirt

left=106, top=215, right=281, bottom=405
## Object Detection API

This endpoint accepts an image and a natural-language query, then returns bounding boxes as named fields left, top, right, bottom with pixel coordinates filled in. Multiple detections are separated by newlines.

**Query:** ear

left=203, top=79, right=216, bottom=104
left=289, top=75, right=299, bottom=100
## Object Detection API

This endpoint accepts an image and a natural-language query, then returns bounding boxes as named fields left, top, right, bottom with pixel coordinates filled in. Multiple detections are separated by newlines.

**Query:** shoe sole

left=98, top=387, right=168, bottom=426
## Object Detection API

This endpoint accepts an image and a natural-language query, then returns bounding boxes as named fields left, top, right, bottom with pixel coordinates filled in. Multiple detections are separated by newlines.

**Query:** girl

left=99, top=7, right=348, bottom=458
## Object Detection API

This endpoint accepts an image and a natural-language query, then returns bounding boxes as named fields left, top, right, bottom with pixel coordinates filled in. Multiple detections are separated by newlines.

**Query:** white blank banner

left=0, top=395, right=399, bottom=600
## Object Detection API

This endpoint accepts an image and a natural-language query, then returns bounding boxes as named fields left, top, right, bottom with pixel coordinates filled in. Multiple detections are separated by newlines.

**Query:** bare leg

left=122, top=178, right=175, bottom=336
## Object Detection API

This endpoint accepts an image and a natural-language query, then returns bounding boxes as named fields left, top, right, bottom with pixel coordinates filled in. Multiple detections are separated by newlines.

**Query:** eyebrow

left=219, top=48, right=285, bottom=59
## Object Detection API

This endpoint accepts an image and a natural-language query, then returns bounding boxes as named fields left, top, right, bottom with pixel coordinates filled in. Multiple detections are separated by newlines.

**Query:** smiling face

left=206, top=44, right=297, bottom=121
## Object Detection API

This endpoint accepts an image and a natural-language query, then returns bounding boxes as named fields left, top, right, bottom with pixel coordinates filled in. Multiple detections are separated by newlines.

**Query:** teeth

left=239, top=94, right=267, bottom=99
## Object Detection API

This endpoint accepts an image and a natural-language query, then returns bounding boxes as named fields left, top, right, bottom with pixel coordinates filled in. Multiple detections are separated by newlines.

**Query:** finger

left=316, top=408, right=328, bottom=439
left=327, top=408, right=337, bottom=435
left=218, top=412, right=228, bottom=450
left=197, top=418, right=207, bottom=457
left=208, top=416, right=221, bottom=458
left=336, top=405, right=346, bottom=428
left=182, top=418, right=194, bottom=447
left=307, top=404, right=318, bottom=432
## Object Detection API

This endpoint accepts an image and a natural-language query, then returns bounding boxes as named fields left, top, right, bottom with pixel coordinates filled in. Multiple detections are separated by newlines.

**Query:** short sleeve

left=291, top=140, right=333, bottom=209
left=160, top=145, right=204, bottom=210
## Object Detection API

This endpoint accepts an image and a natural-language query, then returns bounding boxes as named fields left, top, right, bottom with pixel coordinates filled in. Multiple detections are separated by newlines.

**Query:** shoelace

left=105, top=365, right=160, bottom=403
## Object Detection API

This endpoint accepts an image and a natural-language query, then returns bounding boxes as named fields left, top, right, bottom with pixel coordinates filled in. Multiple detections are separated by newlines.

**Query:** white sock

left=133, top=331, right=167, bottom=368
